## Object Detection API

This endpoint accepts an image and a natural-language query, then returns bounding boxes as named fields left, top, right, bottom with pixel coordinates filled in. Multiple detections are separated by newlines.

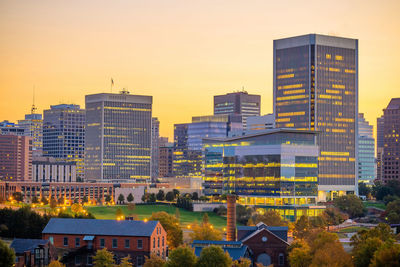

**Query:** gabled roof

left=192, top=242, right=251, bottom=261
left=42, top=218, right=158, bottom=237
left=237, top=222, right=288, bottom=242
left=10, top=239, right=49, bottom=254
left=192, top=240, right=243, bottom=247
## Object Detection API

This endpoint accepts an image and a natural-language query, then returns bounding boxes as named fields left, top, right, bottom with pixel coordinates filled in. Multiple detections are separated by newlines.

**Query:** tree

left=71, top=203, right=83, bottom=214
left=288, top=240, right=312, bottom=267
left=12, top=192, right=23, bottom=202
left=236, top=204, right=253, bottom=225
left=351, top=223, right=395, bottom=249
left=0, top=239, right=15, bottom=267
left=253, top=210, right=287, bottom=226
left=386, top=199, right=400, bottom=224
left=189, top=222, right=222, bottom=242
left=321, top=207, right=348, bottom=228
left=370, top=243, right=400, bottom=267
left=93, top=248, right=115, bottom=267
left=149, top=212, right=183, bottom=248
left=143, top=253, right=166, bottom=267
left=293, top=215, right=311, bottom=240
left=172, top=189, right=180, bottom=198
left=358, top=182, right=371, bottom=196
left=149, top=193, right=156, bottom=203
left=31, top=196, right=39, bottom=204
left=352, top=237, right=384, bottom=267
left=165, top=246, right=197, bottom=267
left=310, top=240, right=353, bottom=267
left=192, top=192, right=199, bottom=201
left=50, top=197, right=58, bottom=209
left=232, top=258, right=252, bottom=267
left=202, top=213, right=209, bottom=225
left=118, top=194, right=125, bottom=204
left=333, top=194, right=365, bottom=218
left=49, top=260, right=66, bottom=267
left=373, top=180, right=400, bottom=200
left=40, top=196, right=48, bottom=205
left=196, top=246, right=232, bottom=267
left=105, top=195, right=111, bottom=203
left=57, top=196, right=64, bottom=205
left=127, top=193, right=134, bottom=203
left=82, top=196, right=88, bottom=204
left=118, top=255, right=133, bottom=267
left=156, top=190, right=165, bottom=201
left=166, top=191, right=175, bottom=202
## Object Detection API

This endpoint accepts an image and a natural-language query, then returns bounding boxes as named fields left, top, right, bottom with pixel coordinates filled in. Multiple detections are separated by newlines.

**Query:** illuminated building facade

left=376, top=115, right=385, bottom=181
left=32, top=156, right=76, bottom=183
left=0, top=135, right=32, bottom=181
left=159, top=140, right=173, bottom=178
left=214, top=91, right=261, bottom=129
left=151, top=117, right=160, bottom=181
left=273, top=34, right=358, bottom=200
left=203, top=129, right=323, bottom=221
left=0, top=121, right=25, bottom=136
left=85, top=92, right=152, bottom=183
left=43, top=105, right=85, bottom=179
left=357, top=113, right=375, bottom=184
left=18, top=113, right=43, bottom=156
left=381, top=98, right=400, bottom=182
left=246, top=114, right=275, bottom=134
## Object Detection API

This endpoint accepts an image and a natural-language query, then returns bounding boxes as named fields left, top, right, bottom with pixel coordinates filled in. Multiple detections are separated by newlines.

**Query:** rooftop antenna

left=120, top=88, right=130, bottom=95
left=31, top=86, right=37, bottom=114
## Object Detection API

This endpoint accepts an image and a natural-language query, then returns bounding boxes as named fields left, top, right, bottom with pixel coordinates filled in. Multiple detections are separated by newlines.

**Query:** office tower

left=151, top=117, right=160, bottom=182
left=18, top=114, right=43, bottom=156
left=246, top=114, right=275, bottom=134
left=0, top=121, right=25, bottom=136
left=85, top=92, right=152, bottom=183
left=43, top=104, right=85, bottom=179
left=358, top=113, right=375, bottom=184
left=203, top=129, right=322, bottom=221
left=376, top=115, right=385, bottom=180
left=214, top=91, right=261, bottom=129
left=159, top=139, right=174, bottom=178
left=381, top=98, right=400, bottom=182
left=273, top=34, right=358, bottom=200
left=0, top=135, right=32, bottom=181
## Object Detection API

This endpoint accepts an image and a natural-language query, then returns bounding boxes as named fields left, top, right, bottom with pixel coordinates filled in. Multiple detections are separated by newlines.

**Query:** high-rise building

left=381, top=98, right=400, bottom=182
left=43, top=104, right=85, bottom=179
left=376, top=115, right=385, bottom=181
left=151, top=117, right=160, bottom=181
left=0, top=135, right=32, bottom=181
left=214, top=91, right=261, bottom=129
left=0, top=121, right=25, bottom=136
left=85, top=92, right=152, bottom=183
left=246, top=114, right=275, bottom=134
left=159, top=138, right=173, bottom=178
left=273, top=34, right=358, bottom=200
left=358, top=113, right=375, bottom=184
left=18, top=113, right=43, bottom=156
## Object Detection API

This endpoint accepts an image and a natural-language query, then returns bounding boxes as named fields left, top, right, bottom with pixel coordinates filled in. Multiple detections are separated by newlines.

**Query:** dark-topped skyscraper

left=214, top=91, right=261, bottom=129
left=273, top=34, right=358, bottom=200
left=85, top=91, right=152, bottom=183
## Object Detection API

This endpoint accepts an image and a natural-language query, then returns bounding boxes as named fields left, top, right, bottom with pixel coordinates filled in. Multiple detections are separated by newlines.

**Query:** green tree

left=386, top=199, right=400, bottom=224
left=321, top=207, right=348, bottom=228
left=236, top=204, right=253, bottom=225
left=189, top=222, right=222, bottom=242
left=127, top=193, right=134, bottom=203
left=253, top=210, right=287, bottom=226
left=358, top=182, right=371, bottom=196
left=192, top=192, right=199, bottom=201
left=93, top=248, right=115, bottom=267
left=352, top=237, right=384, bottom=267
left=118, top=194, right=125, bottom=204
left=118, top=255, right=133, bottom=267
left=370, top=243, right=400, bottom=267
left=149, top=193, right=156, bottom=202
left=82, top=195, right=88, bottom=204
left=351, top=223, right=395, bottom=249
left=165, top=246, right=197, bottom=267
left=156, top=190, right=165, bottom=201
left=49, top=260, right=66, bottom=267
left=166, top=191, right=175, bottom=202
left=172, top=189, right=180, bottom=198
left=0, top=239, right=15, bottom=267
left=333, top=194, right=365, bottom=218
left=149, top=211, right=183, bottom=248
left=288, top=240, right=312, bottom=267
left=143, top=253, right=166, bottom=267
left=196, top=246, right=232, bottom=267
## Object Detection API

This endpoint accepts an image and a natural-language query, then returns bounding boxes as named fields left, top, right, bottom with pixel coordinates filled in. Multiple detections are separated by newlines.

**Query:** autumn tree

left=143, top=253, right=166, bottom=267
left=232, top=258, right=252, bottom=267
left=333, top=194, right=365, bottom=218
left=189, top=222, right=222, bottom=242
left=370, top=243, right=400, bottom=267
left=49, top=260, right=66, bottom=267
left=50, top=197, right=58, bottom=209
left=93, top=248, right=115, bottom=267
left=253, top=210, right=287, bottom=226
left=196, top=246, right=232, bottom=267
left=288, top=240, right=312, bottom=267
left=118, top=255, right=133, bottom=267
left=149, top=211, right=183, bottom=248
left=71, top=203, right=83, bottom=214
left=165, top=246, right=197, bottom=267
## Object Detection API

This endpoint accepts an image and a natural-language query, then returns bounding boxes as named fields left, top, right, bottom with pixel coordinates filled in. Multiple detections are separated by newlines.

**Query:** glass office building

left=273, top=34, right=358, bottom=200
left=203, top=129, right=323, bottom=221
left=358, top=113, right=375, bottom=184
left=43, top=104, right=85, bottom=179
left=18, top=113, right=43, bottom=156
left=85, top=92, right=152, bottom=183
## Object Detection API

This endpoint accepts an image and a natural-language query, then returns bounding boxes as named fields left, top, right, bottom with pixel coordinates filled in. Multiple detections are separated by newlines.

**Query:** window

left=100, top=238, right=105, bottom=248
left=162, top=237, right=164, bottom=247
left=63, top=237, right=68, bottom=246
left=158, top=237, right=160, bottom=248
left=112, top=239, right=117, bottom=248
left=75, top=237, right=80, bottom=247
left=75, top=255, right=81, bottom=265
left=153, top=237, right=155, bottom=248
left=125, top=239, right=130, bottom=248
left=49, top=236, right=54, bottom=245
left=137, top=239, right=143, bottom=249
left=87, top=256, right=93, bottom=266
left=279, top=253, right=284, bottom=266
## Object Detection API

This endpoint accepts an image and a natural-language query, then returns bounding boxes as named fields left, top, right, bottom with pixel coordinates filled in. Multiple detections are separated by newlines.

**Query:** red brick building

left=10, top=238, right=57, bottom=267
left=42, top=218, right=167, bottom=266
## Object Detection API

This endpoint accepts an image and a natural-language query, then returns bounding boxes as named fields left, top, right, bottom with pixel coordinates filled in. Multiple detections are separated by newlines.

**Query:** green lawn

left=363, top=201, right=386, bottom=210
left=85, top=204, right=229, bottom=230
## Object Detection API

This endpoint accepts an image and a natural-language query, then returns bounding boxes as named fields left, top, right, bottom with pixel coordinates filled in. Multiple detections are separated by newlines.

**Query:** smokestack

left=226, top=194, right=236, bottom=241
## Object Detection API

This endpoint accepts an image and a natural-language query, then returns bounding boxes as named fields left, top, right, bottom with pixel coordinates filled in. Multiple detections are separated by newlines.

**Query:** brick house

left=42, top=218, right=167, bottom=266
left=10, top=239, right=57, bottom=267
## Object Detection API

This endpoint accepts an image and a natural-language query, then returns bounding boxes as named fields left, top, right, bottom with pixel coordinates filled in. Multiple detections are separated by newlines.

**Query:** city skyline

left=1, top=0, right=400, bottom=139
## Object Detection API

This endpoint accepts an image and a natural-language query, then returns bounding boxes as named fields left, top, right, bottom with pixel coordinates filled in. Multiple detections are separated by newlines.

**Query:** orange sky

left=1, top=0, right=399, bottom=139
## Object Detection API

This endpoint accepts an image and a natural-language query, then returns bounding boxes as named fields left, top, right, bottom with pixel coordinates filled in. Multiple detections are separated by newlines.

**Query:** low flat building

left=42, top=218, right=167, bottom=267
left=32, top=157, right=77, bottom=183
left=10, top=238, right=57, bottom=267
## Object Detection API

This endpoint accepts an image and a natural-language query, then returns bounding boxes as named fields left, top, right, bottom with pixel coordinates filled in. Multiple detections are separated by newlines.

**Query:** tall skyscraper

left=273, top=34, right=358, bottom=200
left=43, top=104, right=85, bottom=179
left=18, top=113, right=43, bottom=156
left=0, top=135, right=32, bottom=181
left=358, top=113, right=375, bottom=184
left=381, top=98, right=400, bottom=182
left=151, top=117, right=160, bottom=181
left=85, top=92, right=152, bottom=183
left=214, top=91, right=261, bottom=129
left=376, top=115, right=385, bottom=181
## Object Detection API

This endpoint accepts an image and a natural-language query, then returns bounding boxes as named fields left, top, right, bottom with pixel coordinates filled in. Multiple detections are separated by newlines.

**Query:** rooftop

left=10, top=239, right=49, bottom=254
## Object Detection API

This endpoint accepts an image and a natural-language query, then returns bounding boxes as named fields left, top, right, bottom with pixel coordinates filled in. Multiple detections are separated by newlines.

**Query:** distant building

left=151, top=118, right=160, bottom=181
left=43, top=104, right=85, bottom=179
left=0, top=120, right=25, bottom=136
left=358, top=113, right=376, bottom=184
left=10, top=238, right=57, bottom=267
left=32, top=156, right=76, bottom=183
left=18, top=113, right=43, bottom=157
left=214, top=91, right=261, bottom=129
left=85, top=92, right=152, bottom=183
left=0, top=135, right=32, bottom=181
left=159, top=140, right=173, bottom=178
left=192, top=240, right=252, bottom=263
left=42, top=218, right=167, bottom=266
left=246, top=114, right=275, bottom=134
left=376, top=115, right=385, bottom=181
left=380, top=98, right=400, bottom=182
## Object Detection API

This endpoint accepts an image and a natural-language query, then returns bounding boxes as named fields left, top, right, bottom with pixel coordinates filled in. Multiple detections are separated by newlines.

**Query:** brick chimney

left=226, top=194, right=236, bottom=241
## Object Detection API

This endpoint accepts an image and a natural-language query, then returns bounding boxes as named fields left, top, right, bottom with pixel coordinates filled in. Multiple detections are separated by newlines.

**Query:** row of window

left=63, top=237, right=143, bottom=249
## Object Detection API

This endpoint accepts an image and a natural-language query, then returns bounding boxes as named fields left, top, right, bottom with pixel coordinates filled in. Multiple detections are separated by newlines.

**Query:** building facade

left=151, top=118, right=160, bottom=182
left=214, top=91, right=261, bottom=129
left=32, top=157, right=76, bottom=183
left=0, top=135, right=32, bottom=181
left=18, top=113, right=43, bottom=157
left=246, top=114, right=275, bottom=134
left=273, top=34, right=358, bottom=200
left=376, top=115, right=385, bottom=181
left=85, top=92, right=152, bottom=183
left=159, top=141, right=173, bottom=178
left=357, top=113, right=375, bottom=184
left=43, top=104, right=85, bottom=179
left=0, top=121, right=25, bottom=136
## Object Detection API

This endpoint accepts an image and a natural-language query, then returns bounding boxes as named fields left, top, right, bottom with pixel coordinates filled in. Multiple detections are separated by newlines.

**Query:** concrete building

left=158, top=140, right=173, bottom=178
left=357, top=113, right=376, bottom=184
left=43, top=104, right=85, bottom=179
left=18, top=113, right=43, bottom=157
left=151, top=117, right=160, bottom=182
left=0, top=120, right=25, bottom=136
left=0, top=135, right=32, bottom=181
left=32, top=156, right=77, bottom=183
left=273, top=34, right=358, bottom=200
left=246, top=114, right=275, bottom=134
left=214, top=91, right=261, bottom=129
left=376, top=115, right=385, bottom=181
left=85, top=92, right=152, bottom=183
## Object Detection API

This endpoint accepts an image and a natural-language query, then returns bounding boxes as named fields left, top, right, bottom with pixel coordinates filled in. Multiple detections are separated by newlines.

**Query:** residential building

left=273, top=34, right=358, bottom=200
left=246, top=114, right=275, bottom=134
left=0, top=135, right=32, bottom=181
left=10, top=238, right=57, bottom=267
left=358, top=113, right=375, bottom=184
left=151, top=117, right=160, bottom=181
left=381, top=98, right=400, bottom=182
left=18, top=113, right=43, bottom=157
left=42, top=218, right=167, bottom=266
left=376, top=115, right=385, bottom=181
left=214, top=91, right=261, bottom=129
left=32, top=156, right=76, bottom=183
left=85, top=92, right=152, bottom=183
left=43, top=104, right=85, bottom=179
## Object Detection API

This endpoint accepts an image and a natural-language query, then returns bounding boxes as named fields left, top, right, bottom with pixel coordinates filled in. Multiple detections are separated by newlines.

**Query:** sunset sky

left=0, top=0, right=399, bottom=139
